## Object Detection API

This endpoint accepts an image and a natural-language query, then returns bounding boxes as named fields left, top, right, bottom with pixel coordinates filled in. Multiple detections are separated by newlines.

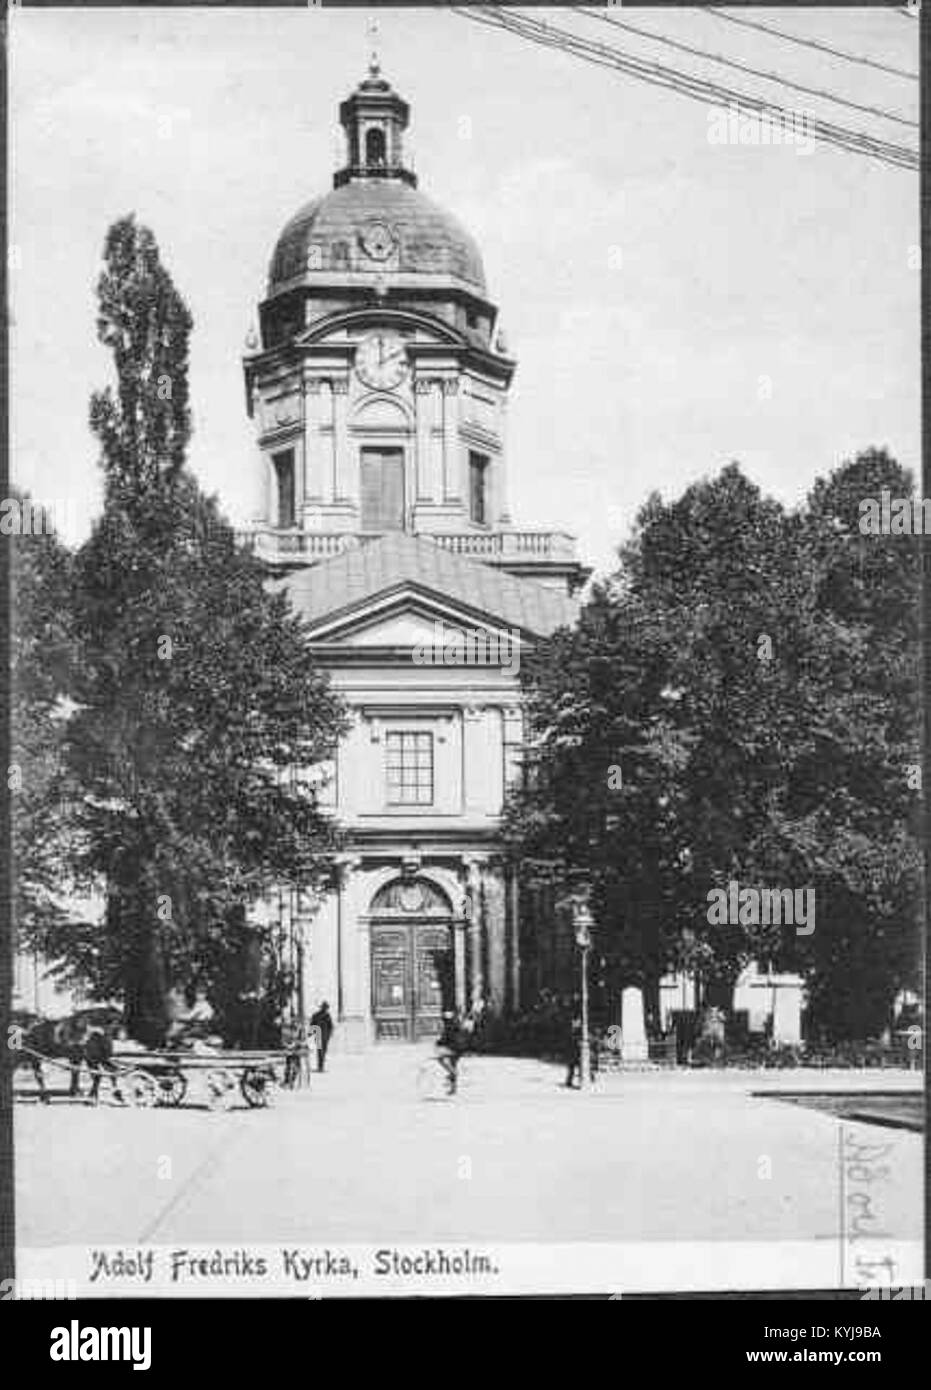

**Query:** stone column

left=453, top=916, right=467, bottom=1014
left=303, top=376, right=325, bottom=508
left=248, top=388, right=269, bottom=528
left=496, top=392, right=512, bottom=526
left=464, top=856, right=484, bottom=1005
left=441, top=378, right=460, bottom=503
left=331, top=377, right=350, bottom=503
left=483, top=861, right=507, bottom=1013
left=333, top=855, right=365, bottom=1048
left=415, top=378, right=436, bottom=502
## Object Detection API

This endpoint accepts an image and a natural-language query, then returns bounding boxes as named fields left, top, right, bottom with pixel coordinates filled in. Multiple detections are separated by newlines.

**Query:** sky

left=9, top=6, right=920, bottom=580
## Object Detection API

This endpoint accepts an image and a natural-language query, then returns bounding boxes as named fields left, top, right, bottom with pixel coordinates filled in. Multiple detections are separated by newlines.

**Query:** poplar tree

left=62, top=217, right=346, bottom=1043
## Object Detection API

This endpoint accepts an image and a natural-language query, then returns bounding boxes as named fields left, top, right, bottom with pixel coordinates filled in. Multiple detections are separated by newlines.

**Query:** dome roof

left=268, top=179, right=486, bottom=297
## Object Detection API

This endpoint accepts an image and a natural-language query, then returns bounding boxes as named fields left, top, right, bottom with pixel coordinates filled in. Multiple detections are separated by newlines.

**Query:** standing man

left=310, top=1001, right=334, bottom=1072
left=564, top=1006, right=582, bottom=1089
left=85, top=1024, right=124, bottom=1104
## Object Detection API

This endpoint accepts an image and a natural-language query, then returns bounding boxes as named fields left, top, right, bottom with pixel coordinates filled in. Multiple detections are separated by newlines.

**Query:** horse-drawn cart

left=111, top=1047, right=291, bottom=1109
left=13, top=1009, right=299, bottom=1108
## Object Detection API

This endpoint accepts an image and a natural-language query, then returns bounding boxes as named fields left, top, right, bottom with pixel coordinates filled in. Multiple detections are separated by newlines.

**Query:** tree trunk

left=121, top=895, right=169, bottom=1046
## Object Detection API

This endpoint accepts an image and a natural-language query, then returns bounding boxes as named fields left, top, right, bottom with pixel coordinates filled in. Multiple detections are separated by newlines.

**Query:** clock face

left=355, top=332, right=408, bottom=390
left=360, top=220, right=396, bottom=261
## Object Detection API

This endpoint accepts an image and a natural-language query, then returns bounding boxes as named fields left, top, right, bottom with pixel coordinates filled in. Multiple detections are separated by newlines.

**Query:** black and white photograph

left=3, top=1, right=925, bottom=1320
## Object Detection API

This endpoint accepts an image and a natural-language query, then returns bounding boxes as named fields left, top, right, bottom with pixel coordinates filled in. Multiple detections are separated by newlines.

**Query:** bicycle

left=415, top=1050, right=464, bottom=1100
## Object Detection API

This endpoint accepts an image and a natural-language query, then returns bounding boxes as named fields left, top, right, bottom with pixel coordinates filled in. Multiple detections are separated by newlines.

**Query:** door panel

left=414, top=926, right=452, bottom=1040
left=371, top=922, right=452, bottom=1041
left=371, top=929, right=410, bottom=1041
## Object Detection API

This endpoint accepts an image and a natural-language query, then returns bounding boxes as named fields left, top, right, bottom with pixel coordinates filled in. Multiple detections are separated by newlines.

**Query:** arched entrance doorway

left=369, top=878, right=454, bottom=1041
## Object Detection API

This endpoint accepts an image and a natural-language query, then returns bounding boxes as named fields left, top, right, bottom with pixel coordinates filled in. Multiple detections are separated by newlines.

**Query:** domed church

left=243, top=62, right=589, bottom=1047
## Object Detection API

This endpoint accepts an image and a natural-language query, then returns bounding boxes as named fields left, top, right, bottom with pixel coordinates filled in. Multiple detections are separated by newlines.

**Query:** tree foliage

left=42, top=217, right=348, bottom=1043
left=11, top=495, right=78, bottom=954
left=506, top=453, right=921, bottom=1040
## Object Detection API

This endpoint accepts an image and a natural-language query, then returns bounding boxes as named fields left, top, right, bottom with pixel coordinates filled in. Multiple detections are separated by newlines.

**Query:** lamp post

left=574, top=903, right=594, bottom=1091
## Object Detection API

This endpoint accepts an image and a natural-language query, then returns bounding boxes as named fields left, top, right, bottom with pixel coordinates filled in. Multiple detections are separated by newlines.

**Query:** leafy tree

left=508, top=454, right=921, bottom=1042
left=56, top=217, right=347, bottom=1044
left=783, top=449, right=921, bottom=1037
left=504, top=589, right=691, bottom=1028
left=10, top=495, right=78, bottom=967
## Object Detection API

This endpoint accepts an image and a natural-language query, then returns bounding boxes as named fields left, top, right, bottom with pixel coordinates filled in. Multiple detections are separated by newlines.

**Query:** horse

left=11, top=1008, right=122, bottom=1103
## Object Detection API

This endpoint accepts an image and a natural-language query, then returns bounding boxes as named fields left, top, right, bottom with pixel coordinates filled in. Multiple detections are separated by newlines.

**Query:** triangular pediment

left=303, top=587, right=525, bottom=649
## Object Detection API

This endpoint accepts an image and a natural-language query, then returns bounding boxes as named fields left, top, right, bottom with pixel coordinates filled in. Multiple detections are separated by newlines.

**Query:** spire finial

left=366, top=16, right=380, bottom=77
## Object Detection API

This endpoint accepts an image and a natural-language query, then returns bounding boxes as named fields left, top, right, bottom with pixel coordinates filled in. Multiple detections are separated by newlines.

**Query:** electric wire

left=703, top=7, right=920, bottom=82
left=580, top=6, right=917, bottom=128
left=450, top=7, right=918, bottom=171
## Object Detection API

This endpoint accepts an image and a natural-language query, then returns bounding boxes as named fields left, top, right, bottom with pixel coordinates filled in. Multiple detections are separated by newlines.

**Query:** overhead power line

left=580, top=6, right=917, bottom=129
left=703, top=7, right=920, bottom=82
left=451, top=7, right=918, bottom=171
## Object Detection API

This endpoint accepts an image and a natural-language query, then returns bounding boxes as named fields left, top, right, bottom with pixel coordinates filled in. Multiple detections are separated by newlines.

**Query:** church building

left=242, top=62, right=589, bottom=1047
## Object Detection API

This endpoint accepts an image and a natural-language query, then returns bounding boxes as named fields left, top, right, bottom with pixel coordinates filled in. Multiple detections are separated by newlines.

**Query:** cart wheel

left=204, top=1069, right=235, bottom=1110
left=240, top=1068, right=274, bottom=1108
left=124, top=1070, right=158, bottom=1109
left=157, top=1071, right=187, bottom=1107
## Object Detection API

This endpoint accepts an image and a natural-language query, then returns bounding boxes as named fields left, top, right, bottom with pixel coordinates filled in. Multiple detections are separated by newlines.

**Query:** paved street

left=16, top=1052, right=923, bottom=1258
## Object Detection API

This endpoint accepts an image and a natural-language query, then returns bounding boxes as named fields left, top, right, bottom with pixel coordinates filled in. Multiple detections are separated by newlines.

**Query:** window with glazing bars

left=385, top=731, right=434, bottom=805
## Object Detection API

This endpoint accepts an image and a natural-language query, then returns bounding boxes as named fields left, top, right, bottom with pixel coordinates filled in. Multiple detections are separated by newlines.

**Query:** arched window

left=365, top=128, right=387, bottom=168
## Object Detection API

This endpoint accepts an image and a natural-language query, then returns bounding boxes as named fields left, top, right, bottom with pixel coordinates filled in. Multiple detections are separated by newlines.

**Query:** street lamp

left=573, top=903, right=594, bottom=1092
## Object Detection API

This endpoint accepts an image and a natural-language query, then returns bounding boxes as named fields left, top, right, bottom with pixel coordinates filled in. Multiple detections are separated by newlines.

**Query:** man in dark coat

left=85, top=1025, right=123, bottom=1104
left=310, top=1001, right=334, bottom=1072
left=564, top=1011, right=583, bottom=1088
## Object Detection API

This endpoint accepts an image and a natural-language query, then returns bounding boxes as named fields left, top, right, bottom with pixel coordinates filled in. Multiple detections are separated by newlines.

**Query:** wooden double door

left=371, top=921, right=453, bottom=1042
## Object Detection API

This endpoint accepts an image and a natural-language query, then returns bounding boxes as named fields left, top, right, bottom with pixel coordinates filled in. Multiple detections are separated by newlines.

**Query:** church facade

left=242, top=63, right=589, bottom=1047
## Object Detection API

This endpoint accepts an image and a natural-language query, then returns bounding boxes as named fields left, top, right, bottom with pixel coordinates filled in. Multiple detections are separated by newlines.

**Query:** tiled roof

left=276, top=533, right=577, bottom=638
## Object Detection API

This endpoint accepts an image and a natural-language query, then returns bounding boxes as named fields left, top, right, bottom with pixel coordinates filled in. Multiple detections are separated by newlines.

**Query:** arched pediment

left=296, top=306, right=465, bottom=348
left=369, top=877, right=452, bottom=916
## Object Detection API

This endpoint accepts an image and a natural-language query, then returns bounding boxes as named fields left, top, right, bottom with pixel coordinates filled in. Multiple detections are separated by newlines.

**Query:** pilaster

left=441, top=378, right=460, bottom=504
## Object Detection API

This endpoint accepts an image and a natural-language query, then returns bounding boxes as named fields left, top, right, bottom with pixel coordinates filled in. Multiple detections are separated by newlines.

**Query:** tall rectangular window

left=386, top=731, right=434, bottom=806
left=469, top=451, right=489, bottom=526
left=361, top=447, right=405, bottom=531
left=273, top=449, right=296, bottom=528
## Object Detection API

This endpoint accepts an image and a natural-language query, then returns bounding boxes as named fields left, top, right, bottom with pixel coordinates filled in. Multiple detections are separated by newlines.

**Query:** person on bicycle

left=436, top=1010, right=465, bottom=1096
